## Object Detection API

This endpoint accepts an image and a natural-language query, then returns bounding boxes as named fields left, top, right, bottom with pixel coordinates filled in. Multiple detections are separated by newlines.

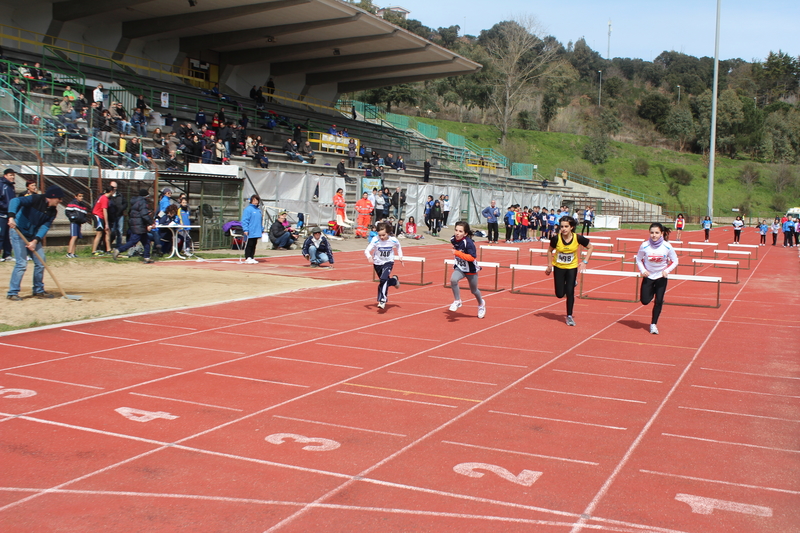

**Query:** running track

left=0, top=229, right=797, bottom=532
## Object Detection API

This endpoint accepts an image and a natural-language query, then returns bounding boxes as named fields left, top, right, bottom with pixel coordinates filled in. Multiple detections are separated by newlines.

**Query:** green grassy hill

left=414, top=116, right=800, bottom=219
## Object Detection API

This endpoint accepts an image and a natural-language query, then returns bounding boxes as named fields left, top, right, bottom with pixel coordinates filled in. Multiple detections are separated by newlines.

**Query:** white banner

left=160, top=92, right=169, bottom=108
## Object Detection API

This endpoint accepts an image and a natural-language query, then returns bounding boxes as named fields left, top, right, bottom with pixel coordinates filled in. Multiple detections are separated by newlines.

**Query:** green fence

left=416, top=122, right=439, bottom=139
left=446, top=132, right=465, bottom=147
left=510, top=163, right=537, bottom=179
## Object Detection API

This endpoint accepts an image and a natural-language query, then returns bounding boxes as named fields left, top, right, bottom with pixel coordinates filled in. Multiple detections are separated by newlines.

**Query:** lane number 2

left=453, top=462, right=542, bottom=487
left=265, top=433, right=340, bottom=451
left=0, top=386, right=37, bottom=398
left=115, top=407, right=179, bottom=423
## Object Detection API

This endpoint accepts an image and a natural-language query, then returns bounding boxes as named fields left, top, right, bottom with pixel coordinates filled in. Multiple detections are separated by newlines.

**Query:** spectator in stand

left=268, top=212, right=298, bottom=250
left=29, top=62, right=46, bottom=90
left=151, top=127, right=165, bottom=159
left=49, top=98, right=63, bottom=121
left=423, top=158, right=431, bottom=182
left=282, top=137, right=306, bottom=163
left=19, top=181, right=38, bottom=197
left=124, top=137, right=145, bottom=168
left=210, top=112, right=221, bottom=133
left=218, top=107, right=227, bottom=124
left=112, top=189, right=155, bottom=263
left=131, top=107, right=147, bottom=137
left=5, top=185, right=64, bottom=300
left=214, top=138, right=226, bottom=164
left=62, top=85, right=76, bottom=101
left=347, top=139, right=357, bottom=168
left=258, top=152, right=269, bottom=169
left=255, top=86, right=265, bottom=109
left=188, top=134, right=203, bottom=164
left=302, top=227, right=334, bottom=267
left=164, top=150, right=181, bottom=171
left=395, top=156, right=406, bottom=171
left=0, top=168, right=16, bottom=261
left=384, top=153, right=395, bottom=169
left=91, top=186, right=114, bottom=255
left=93, top=84, right=104, bottom=110
left=336, top=159, right=348, bottom=177
left=265, top=77, right=275, bottom=103
left=135, top=94, right=149, bottom=111
left=293, top=124, right=303, bottom=145
left=201, top=135, right=214, bottom=164
left=57, top=97, right=78, bottom=124
left=299, top=141, right=315, bottom=164
left=110, top=102, right=131, bottom=134
left=328, top=124, right=338, bottom=135
left=195, top=108, right=206, bottom=128
left=73, top=93, right=87, bottom=118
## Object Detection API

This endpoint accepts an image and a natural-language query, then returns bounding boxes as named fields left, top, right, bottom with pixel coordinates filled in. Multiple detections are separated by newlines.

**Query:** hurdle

left=529, top=248, right=550, bottom=264
left=583, top=251, right=626, bottom=269
left=692, top=258, right=740, bottom=284
left=728, top=243, right=759, bottom=260
left=592, top=242, right=615, bottom=251
left=714, top=249, right=751, bottom=269
left=616, top=237, right=642, bottom=252
left=372, top=256, right=431, bottom=285
left=688, top=241, right=718, bottom=248
left=444, top=259, right=502, bottom=291
left=588, top=235, right=611, bottom=240
left=480, top=245, right=520, bottom=265
left=669, top=240, right=684, bottom=245
left=579, top=270, right=722, bottom=308
left=509, top=264, right=554, bottom=297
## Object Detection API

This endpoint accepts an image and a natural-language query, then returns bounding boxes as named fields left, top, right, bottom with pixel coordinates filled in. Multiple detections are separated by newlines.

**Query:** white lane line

left=267, top=356, right=362, bottom=369
left=640, top=469, right=800, bottom=495
left=388, top=371, right=496, bottom=386
left=525, top=387, right=646, bottom=404
left=0, top=342, right=68, bottom=354
left=205, top=372, right=309, bottom=388
left=317, top=342, right=404, bottom=354
left=678, top=406, right=800, bottom=423
left=175, top=311, right=245, bottom=321
left=214, top=331, right=294, bottom=342
left=574, top=354, right=676, bottom=366
left=552, top=369, right=663, bottom=383
left=61, top=329, right=139, bottom=342
left=429, top=355, right=527, bottom=368
left=691, top=384, right=800, bottom=399
left=662, top=432, right=800, bottom=454
left=699, top=367, right=800, bottom=381
left=5, top=372, right=103, bottom=390
left=336, top=390, right=458, bottom=409
left=441, top=440, right=599, bottom=466
left=463, top=343, right=551, bottom=354
left=267, top=322, right=339, bottom=331
left=90, top=356, right=182, bottom=370
left=159, top=342, right=245, bottom=355
left=489, top=409, right=627, bottom=431
left=129, top=392, right=242, bottom=412
left=272, top=415, right=407, bottom=437
left=123, top=319, right=196, bottom=330
left=359, top=332, right=440, bottom=342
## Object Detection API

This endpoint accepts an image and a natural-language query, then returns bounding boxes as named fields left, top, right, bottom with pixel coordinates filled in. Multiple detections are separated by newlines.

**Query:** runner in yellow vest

left=545, top=216, right=594, bottom=326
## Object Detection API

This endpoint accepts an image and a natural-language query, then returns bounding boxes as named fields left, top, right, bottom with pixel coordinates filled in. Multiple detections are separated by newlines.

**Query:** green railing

left=510, top=163, right=537, bottom=179
left=416, top=121, right=439, bottom=140
left=446, top=132, right=465, bottom=147
left=384, top=112, right=409, bottom=129
left=1, top=58, right=86, bottom=98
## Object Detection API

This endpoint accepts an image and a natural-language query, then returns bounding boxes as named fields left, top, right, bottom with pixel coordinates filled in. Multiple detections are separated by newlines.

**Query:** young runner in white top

left=635, top=222, right=679, bottom=335
left=365, top=222, right=403, bottom=309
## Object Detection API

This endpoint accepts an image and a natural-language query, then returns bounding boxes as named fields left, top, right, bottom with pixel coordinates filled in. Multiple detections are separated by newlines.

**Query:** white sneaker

left=245, top=258, right=258, bottom=264
left=377, top=301, right=385, bottom=309
left=650, top=324, right=659, bottom=335
left=477, top=304, right=486, bottom=319
left=566, top=315, right=576, bottom=326
left=448, top=300, right=462, bottom=312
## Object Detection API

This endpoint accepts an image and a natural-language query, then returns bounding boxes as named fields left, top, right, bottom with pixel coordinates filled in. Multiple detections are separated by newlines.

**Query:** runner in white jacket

left=635, top=223, right=679, bottom=335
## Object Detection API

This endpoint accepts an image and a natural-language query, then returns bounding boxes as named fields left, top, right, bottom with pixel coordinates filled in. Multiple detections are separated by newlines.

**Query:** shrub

left=770, top=194, right=788, bottom=212
left=583, top=136, right=610, bottom=165
left=738, top=163, right=761, bottom=187
left=633, top=158, right=649, bottom=176
left=667, top=167, right=693, bottom=186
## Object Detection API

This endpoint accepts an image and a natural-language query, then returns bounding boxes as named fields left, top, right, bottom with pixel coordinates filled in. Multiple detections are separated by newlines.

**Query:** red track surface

left=1, top=229, right=798, bottom=532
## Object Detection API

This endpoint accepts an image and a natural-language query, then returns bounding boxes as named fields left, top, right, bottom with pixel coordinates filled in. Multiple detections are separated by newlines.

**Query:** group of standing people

left=422, top=194, right=450, bottom=236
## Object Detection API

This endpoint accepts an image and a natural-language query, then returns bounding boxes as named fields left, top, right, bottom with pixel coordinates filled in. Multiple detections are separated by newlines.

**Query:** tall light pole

left=707, top=0, right=721, bottom=219
left=677, top=85, right=681, bottom=103
left=598, top=71, right=602, bottom=107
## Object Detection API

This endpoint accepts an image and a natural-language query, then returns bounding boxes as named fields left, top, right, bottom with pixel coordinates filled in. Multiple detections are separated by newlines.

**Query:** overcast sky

left=392, top=0, right=798, bottom=62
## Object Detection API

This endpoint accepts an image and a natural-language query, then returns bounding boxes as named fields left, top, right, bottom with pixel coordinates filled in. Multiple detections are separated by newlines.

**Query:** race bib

left=556, top=252, right=574, bottom=264
left=455, top=257, right=468, bottom=270
left=379, top=249, right=391, bottom=258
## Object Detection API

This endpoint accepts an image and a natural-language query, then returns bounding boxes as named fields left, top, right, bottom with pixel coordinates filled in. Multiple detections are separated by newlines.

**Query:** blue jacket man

left=481, top=200, right=501, bottom=244
left=7, top=185, right=63, bottom=300
left=0, top=168, right=16, bottom=260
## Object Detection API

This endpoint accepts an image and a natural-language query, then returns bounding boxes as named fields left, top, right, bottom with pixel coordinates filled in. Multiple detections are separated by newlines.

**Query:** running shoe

left=111, top=249, right=120, bottom=261
left=566, top=315, right=576, bottom=326
left=92, top=251, right=104, bottom=256
left=377, top=301, right=385, bottom=309
left=393, top=275, right=400, bottom=289
left=650, top=324, right=659, bottom=335
left=143, top=258, right=155, bottom=264
left=448, top=300, right=462, bottom=312
left=477, top=304, right=486, bottom=319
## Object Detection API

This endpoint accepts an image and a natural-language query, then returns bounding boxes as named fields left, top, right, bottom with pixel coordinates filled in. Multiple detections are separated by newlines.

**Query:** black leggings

left=772, top=233, right=778, bottom=245
left=505, top=224, right=514, bottom=242
left=487, top=222, right=498, bottom=242
left=244, top=236, right=258, bottom=259
left=704, top=229, right=710, bottom=240
left=581, top=221, right=591, bottom=235
left=760, top=234, right=766, bottom=245
left=641, top=276, right=668, bottom=325
left=733, top=229, right=741, bottom=243
left=553, top=266, right=578, bottom=316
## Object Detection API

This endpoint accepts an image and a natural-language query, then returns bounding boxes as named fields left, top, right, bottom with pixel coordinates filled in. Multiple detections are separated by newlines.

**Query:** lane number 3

left=265, top=433, right=340, bottom=451
left=454, top=462, right=542, bottom=486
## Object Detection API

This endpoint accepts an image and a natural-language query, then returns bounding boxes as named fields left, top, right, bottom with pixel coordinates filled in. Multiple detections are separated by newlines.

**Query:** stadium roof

left=45, top=0, right=482, bottom=93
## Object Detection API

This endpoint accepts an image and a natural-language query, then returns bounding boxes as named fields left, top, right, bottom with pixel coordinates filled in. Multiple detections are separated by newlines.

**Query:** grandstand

left=0, top=1, right=666, bottom=247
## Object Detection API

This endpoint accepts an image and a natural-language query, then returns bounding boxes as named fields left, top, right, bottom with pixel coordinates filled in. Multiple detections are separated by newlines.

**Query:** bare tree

left=481, top=15, right=561, bottom=142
